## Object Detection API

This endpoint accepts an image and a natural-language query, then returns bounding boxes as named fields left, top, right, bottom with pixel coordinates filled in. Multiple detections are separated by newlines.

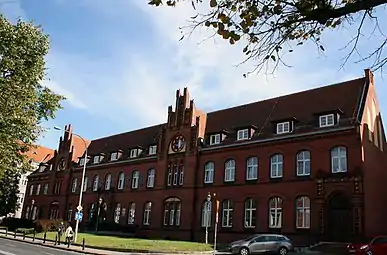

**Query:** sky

left=1, top=0, right=386, bottom=150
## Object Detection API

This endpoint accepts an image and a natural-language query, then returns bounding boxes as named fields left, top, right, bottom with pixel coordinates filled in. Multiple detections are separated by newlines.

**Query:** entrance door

left=326, top=192, right=353, bottom=242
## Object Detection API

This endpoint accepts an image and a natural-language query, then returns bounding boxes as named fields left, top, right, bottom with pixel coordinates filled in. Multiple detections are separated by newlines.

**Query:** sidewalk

left=0, top=230, right=212, bottom=255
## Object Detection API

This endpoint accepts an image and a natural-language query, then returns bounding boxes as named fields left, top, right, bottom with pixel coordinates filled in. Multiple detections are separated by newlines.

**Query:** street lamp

left=205, top=192, right=211, bottom=244
left=54, top=126, right=88, bottom=243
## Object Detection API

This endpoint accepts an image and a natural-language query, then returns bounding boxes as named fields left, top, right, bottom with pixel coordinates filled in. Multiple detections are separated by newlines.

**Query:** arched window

left=296, top=151, right=311, bottom=176
left=93, top=175, right=99, bottom=191
left=221, top=200, right=233, bottom=227
left=143, top=201, right=152, bottom=225
left=71, top=178, right=78, bottom=193
left=270, top=154, right=283, bottom=178
left=31, top=206, right=38, bottom=220
left=204, top=162, right=214, bottom=184
left=29, top=185, right=34, bottom=196
left=114, top=203, right=121, bottom=224
left=269, top=197, right=283, bottom=228
left=163, top=197, right=181, bottom=226
left=331, top=146, right=347, bottom=173
left=36, top=184, right=41, bottom=195
left=296, top=196, right=310, bottom=229
left=128, top=202, right=136, bottom=224
left=147, top=169, right=155, bottom=188
left=131, top=171, right=139, bottom=189
left=105, top=174, right=112, bottom=190
left=25, top=206, right=30, bottom=219
left=244, top=198, right=256, bottom=228
left=83, top=177, right=88, bottom=192
left=179, top=165, right=184, bottom=185
left=67, top=204, right=73, bottom=221
left=224, top=159, right=235, bottom=182
left=246, top=157, right=258, bottom=180
left=201, top=200, right=212, bottom=227
left=117, top=172, right=125, bottom=190
left=173, top=165, right=178, bottom=185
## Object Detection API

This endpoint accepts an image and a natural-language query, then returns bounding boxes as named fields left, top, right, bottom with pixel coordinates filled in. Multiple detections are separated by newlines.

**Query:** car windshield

left=244, top=235, right=259, bottom=241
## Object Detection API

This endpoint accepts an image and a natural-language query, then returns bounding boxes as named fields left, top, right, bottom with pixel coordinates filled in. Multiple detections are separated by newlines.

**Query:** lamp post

left=54, top=126, right=88, bottom=243
left=205, top=193, right=211, bottom=244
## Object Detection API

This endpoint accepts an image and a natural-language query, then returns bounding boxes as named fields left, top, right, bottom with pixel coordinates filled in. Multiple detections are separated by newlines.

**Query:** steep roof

left=24, top=144, right=54, bottom=163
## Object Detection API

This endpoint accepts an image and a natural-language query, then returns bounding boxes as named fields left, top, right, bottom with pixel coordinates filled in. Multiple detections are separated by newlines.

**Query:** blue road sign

left=75, top=212, right=83, bottom=221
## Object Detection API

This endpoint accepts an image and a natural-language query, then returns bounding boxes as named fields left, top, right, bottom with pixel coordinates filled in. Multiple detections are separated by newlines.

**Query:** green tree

left=0, top=168, right=20, bottom=217
left=149, top=0, right=387, bottom=74
left=0, top=15, right=65, bottom=178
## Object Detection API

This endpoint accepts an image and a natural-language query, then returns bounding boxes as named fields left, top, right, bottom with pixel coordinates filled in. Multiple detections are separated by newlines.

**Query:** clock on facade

left=171, top=135, right=186, bottom=152
left=57, top=159, right=67, bottom=171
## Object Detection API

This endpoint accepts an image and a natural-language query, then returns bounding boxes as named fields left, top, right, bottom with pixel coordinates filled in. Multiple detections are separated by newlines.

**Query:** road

left=0, top=238, right=79, bottom=255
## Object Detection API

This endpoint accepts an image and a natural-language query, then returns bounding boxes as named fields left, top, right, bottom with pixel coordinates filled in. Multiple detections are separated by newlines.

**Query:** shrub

left=15, top=228, right=35, bottom=234
left=34, top=219, right=66, bottom=232
left=0, top=218, right=35, bottom=231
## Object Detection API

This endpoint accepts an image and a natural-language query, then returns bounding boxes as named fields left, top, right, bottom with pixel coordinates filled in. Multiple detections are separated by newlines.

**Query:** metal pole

left=205, top=201, right=208, bottom=244
left=214, top=211, right=218, bottom=254
left=74, top=149, right=87, bottom=243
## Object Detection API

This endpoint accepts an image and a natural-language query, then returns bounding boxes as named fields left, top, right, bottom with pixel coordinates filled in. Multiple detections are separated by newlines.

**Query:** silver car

left=229, top=234, right=293, bottom=255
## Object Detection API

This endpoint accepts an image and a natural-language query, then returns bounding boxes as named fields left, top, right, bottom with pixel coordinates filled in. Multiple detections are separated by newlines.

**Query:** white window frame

left=147, top=169, right=155, bottom=188
left=83, top=177, right=88, bottom=192
left=110, top=152, right=118, bottom=161
left=224, top=160, right=236, bottom=182
left=276, top=121, right=291, bottom=134
left=269, top=197, right=282, bottom=228
left=105, top=174, right=111, bottom=190
left=270, top=154, right=283, bottom=178
left=179, top=166, right=184, bottom=185
left=149, top=145, right=157, bottom=155
left=114, top=203, right=121, bottom=224
left=79, top=158, right=85, bottom=166
left=331, top=146, right=347, bottom=173
left=117, top=173, right=125, bottom=190
left=29, top=185, right=34, bottom=196
left=71, top=178, right=78, bottom=193
left=209, top=134, right=221, bottom=145
left=201, top=201, right=212, bottom=227
left=131, top=171, right=139, bottom=189
left=204, top=162, right=214, bottom=183
left=93, top=155, right=100, bottom=164
left=43, top=183, right=49, bottom=195
left=128, top=202, right=136, bottom=224
left=167, top=168, right=172, bottom=186
left=246, top=157, right=258, bottom=180
left=38, top=165, right=45, bottom=172
left=297, top=151, right=311, bottom=176
left=143, top=202, right=152, bottom=225
left=221, top=200, right=233, bottom=228
left=237, top=129, right=249, bottom=141
left=296, top=196, right=311, bottom=229
left=173, top=166, right=178, bottom=185
left=319, top=114, right=335, bottom=127
left=93, top=175, right=99, bottom=191
left=244, top=198, right=256, bottom=228
left=36, top=184, right=41, bottom=195
left=130, top=149, right=138, bottom=158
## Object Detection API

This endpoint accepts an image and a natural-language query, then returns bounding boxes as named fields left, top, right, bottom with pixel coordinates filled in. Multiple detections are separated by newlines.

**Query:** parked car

left=228, top=234, right=293, bottom=255
left=347, top=236, right=387, bottom=254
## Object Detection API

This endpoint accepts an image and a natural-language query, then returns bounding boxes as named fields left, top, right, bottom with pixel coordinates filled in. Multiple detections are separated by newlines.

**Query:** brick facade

left=24, top=69, right=387, bottom=245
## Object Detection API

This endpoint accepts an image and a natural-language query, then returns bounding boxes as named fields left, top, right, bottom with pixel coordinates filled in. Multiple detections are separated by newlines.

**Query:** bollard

left=33, top=231, right=36, bottom=242
left=14, top=231, right=16, bottom=239
left=5, top=228, right=7, bottom=237
left=58, top=234, right=61, bottom=245
left=54, top=234, right=57, bottom=246
left=23, top=232, right=25, bottom=240
left=67, top=237, right=70, bottom=248
left=43, top=231, right=47, bottom=244
left=82, top=238, right=85, bottom=250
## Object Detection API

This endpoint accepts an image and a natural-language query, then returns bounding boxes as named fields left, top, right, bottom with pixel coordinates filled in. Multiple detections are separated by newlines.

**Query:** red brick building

left=24, top=69, right=387, bottom=245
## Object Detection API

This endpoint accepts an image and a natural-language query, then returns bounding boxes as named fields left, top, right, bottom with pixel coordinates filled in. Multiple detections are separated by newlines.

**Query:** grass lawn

left=30, top=232, right=213, bottom=252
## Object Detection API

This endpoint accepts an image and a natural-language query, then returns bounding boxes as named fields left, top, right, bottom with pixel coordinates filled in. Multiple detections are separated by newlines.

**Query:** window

left=110, top=152, right=118, bottom=161
left=276, top=122, right=291, bottom=134
left=179, top=166, right=184, bottom=185
left=297, top=151, right=311, bottom=176
left=270, top=154, right=283, bottom=178
left=149, top=145, right=157, bottom=155
left=93, top=156, right=100, bottom=164
left=224, top=159, right=235, bottom=182
left=114, top=203, right=121, bottom=224
left=201, top=200, right=212, bottom=227
left=244, top=198, right=256, bottom=228
left=93, top=175, right=99, bottom=191
left=130, top=149, right=138, bottom=158
left=71, top=178, right=78, bottom=193
left=131, top=171, right=139, bottom=189
left=29, top=185, right=34, bottom=196
left=246, top=157, right=258, bottom=180
left=25, top=206, right=30, bottom=219
left=163, top=198, right=181, bottom=226
left=319, top=114, right=335, bottom=127
left=167, top=167, right=172, bottom=186
left=204, top=162, right=214, bottom=184
left=237, top=129, right=249, bottom=140
left=331, top=146, right=347, bottom=173
left=117, top=172, right=125, bottom=190
left=128, top=202, right=136, bottom=224
left=105, top=174, right=112, bottom=190
left=209, top=134, right=221, bottom=145
left=83, top=177, right=88, bottom=192
left=221, top=200, right=233, bottom=228
left=173, top=166, right=178, bottom=185
left=36, top=184, right=41, bottom=195
left=43, top=183, right=49, bottom=195
left=38, top=165, right=45, bottom=172
left=296, top=196, right=310, bottom=229
left=79, top=158, right=85, bottom=166
left=143, top=202, right=152, bottom=225
left=67, top=205, right=73, bottom=221
left=269, top=197, right=283, bottom=228
left=147, top=169, right=155, bottom=188
left=31, top=206, right=38, bottom=220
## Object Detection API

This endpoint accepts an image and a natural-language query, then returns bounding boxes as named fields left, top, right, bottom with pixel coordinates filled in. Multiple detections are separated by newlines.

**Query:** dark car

left=347, top=236, right=387, bottom=255
left=228, top=234, right=293, bottom=255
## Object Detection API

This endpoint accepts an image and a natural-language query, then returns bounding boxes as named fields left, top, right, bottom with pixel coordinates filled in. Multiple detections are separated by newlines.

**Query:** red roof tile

left=24, top=145, right=54, bottom=163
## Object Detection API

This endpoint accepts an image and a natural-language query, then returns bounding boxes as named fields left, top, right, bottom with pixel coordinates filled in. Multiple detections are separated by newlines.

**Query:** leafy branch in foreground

left=149, top=0, right=387, bottom=75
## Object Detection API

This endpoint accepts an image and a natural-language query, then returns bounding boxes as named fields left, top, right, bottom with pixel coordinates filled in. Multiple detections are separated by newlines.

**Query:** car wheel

left=239, top=247, right=249, bottom=255
left=366, top=250, right=373, bottom=255
left=278, top=247, right=288, bottom=255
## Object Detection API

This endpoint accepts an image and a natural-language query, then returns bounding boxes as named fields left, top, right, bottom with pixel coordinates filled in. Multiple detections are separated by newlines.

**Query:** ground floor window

left=163, top=198, right=181, bottom=226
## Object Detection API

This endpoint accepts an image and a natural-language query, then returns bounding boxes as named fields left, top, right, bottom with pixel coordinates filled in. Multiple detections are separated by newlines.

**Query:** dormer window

left=210, top=134, right=221, bottom=145
left=93, top=155, right=101, bottom=164
left=38, top=165, right=46, bottom=172
left=79, top=158, right=85, bottom=166
left=319, top=114, right=335, bottom=127
left=276, top=122, right=291, bottom=134
left=110, top=152, right=118, bottom=161
left=130, top=149, right=139, bottom=158
left=237, top=129, right=249, bottom=141
left=149, top=145, right=157, bottom=155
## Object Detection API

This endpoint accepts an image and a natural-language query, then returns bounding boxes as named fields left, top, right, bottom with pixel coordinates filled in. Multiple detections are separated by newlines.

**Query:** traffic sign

left=77, top=205, right=83, bottom=211
left=75, top=212, right=83, bottom=221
